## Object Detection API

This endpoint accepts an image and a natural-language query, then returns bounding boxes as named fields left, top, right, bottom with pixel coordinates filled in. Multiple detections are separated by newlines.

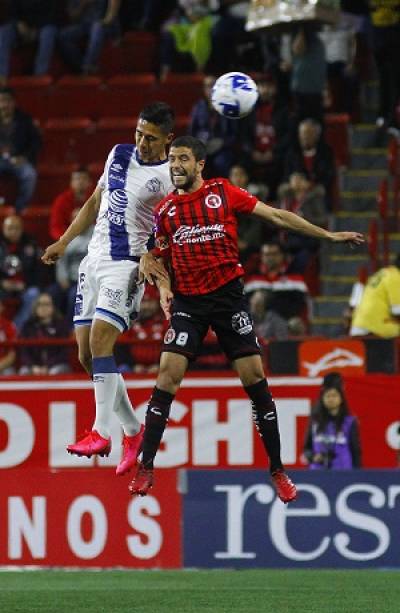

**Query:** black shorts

left=162, top=278, right=261, bottom=362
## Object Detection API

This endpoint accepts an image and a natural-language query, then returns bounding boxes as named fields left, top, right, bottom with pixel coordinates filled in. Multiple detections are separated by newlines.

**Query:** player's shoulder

left=203, top=177, right=230, bottom=190
left=155, top=193, right=177, bottom=217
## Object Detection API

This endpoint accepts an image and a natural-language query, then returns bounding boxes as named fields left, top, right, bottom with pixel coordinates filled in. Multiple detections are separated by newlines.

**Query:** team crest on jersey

left=146, top=177, right=163, bottom=193
left=232, top=311, right=253, bottom=335
left=164, top=327, right=176, bottom=344
left=205, top=194, right=222, bottom=209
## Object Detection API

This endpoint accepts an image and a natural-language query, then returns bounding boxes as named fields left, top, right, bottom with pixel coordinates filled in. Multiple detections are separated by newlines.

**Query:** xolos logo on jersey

left=205, top=194, right=222, bottom=209
left=232, top=311, right=253, bottom=335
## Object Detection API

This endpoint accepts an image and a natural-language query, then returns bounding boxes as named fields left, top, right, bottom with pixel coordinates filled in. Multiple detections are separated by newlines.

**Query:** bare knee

left=156, top=355, right=186, bottom=393
left=90, top=320, right=120, bottom=357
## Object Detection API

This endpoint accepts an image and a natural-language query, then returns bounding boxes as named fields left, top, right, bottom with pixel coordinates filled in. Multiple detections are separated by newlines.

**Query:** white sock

left=92, top=356, right=119, bottom=438
left=114, top=374, right=141, bottom=436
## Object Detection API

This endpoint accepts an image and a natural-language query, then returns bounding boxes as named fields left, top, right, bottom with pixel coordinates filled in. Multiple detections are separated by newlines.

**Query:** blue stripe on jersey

left=107, top=144, right=134, bottom=260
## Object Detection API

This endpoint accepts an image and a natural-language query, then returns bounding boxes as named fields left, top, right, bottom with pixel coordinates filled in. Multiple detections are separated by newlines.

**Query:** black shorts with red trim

left=162, top=278, right=261, bottom=362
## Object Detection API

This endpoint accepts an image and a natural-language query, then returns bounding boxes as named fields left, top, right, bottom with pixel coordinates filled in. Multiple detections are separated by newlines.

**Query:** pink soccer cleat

left=271, top=469, right=297, bottom=504
left=116, top=425, right=145, bottom=476
left=67, top=430, right=111, bottom=458
left=128, top=462, right=154, bottom=496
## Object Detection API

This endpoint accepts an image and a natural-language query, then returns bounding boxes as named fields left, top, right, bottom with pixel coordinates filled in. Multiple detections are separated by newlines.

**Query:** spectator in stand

left=369, top=1, right=400, bottom=131
left=19, top=292, right=70, bottom=375
left=10, top=0, right=60, bottom=76
left=159, top=1, right=217, bottom=82
left=283, top=118, right=336, bottom=211
left=58, top=0, right=121, bottom=75
left=277, top=171, right=327, bottom=273
left=318, top=12, right=360, bottom=116
left=120, top=284, right=167, bottom=373
left=0, top=214, right=41, bottom=331
left=50, top=208, right=93, bottom=327
left=303, top=378, right=362, bottom=469
left=49, top=167, right=93, bottom=241
left=242, top=75, right=289, bottom=198
left=229, top=163, right=268, bottom=262
left=350, top=254, right=400, bottom=339
left=244, top=241, right=309, bottom=340
left=188, top=74, right=239, bottom=177
left=0, top=1, right=15, bottom=86
left=0, top=292, right=17, bottom=375
left=0, top=87, right=42, bottom=212
left=280, top=24, right=326, bottom=124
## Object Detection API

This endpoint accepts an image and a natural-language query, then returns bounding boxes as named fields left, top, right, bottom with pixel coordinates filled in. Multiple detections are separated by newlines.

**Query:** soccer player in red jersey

left=129, top=136, right=364, bottom=503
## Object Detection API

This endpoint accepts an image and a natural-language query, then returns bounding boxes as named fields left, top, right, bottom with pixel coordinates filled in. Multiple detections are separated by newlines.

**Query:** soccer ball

left=211, top=72, right=258, bottom=119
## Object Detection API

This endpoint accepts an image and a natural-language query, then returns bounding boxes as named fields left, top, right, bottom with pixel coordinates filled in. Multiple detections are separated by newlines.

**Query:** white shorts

left=73, top=255, right=144, bottom=333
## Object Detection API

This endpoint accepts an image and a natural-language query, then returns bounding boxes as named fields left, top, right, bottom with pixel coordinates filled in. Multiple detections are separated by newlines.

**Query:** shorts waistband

left=111, top=255, right=141, bottom=262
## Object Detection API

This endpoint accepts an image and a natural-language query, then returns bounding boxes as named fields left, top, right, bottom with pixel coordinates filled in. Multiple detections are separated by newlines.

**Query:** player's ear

left=166, top=132, right=174, bottom=145
left=198, top=159, right=205, bottom=172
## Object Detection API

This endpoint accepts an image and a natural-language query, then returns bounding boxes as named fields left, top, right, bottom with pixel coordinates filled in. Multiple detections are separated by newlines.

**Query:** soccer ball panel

left=211, top=72, right=259, bottom=119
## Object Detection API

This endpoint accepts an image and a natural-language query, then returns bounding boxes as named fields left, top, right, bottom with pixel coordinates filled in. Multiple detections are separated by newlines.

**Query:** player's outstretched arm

left=252, top=202, right=364, bottom=246
left=42, top=186, right=102, bottom=265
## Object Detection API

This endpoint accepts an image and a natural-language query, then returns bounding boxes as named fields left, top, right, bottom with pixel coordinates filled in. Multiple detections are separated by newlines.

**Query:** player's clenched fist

left=41, top=240, right=67, bottom=265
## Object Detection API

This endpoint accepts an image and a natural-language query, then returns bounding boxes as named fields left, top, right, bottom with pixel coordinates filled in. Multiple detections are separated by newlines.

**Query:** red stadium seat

left=34, top=163, right=77, bottom=205
left=40, top=118, right=95, bottom=165
left=102, top=74, right=157, bottom=118
left=175, top=115, right=190, bottom=136
left=0, top=176, right=17, bottom=207
left=48, top=76, right=105, bottom=120
left=156, top=73, right=204, bottom=116
left=121, top=32, right=159, bottom=73
left=9, top=75, right=53, bottom=121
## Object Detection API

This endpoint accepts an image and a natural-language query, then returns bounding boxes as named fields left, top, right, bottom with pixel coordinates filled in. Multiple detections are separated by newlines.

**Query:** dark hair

left=0, top=86, right=15, bottom=98
left=139, top=102, right=175, bottom=133
left=322, top=371, right=343, bottom=390
left=170, top=136, right=207, bottom=161
left=313, top=385, right=349, bottom=433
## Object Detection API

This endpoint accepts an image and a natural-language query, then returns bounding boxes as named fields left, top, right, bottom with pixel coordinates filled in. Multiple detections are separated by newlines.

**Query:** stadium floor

left=0, top=569, right=399, bottom=612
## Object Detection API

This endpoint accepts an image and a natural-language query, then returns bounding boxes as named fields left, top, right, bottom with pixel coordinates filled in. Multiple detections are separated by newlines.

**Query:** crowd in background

left=1, top=0, right=400, bottom=376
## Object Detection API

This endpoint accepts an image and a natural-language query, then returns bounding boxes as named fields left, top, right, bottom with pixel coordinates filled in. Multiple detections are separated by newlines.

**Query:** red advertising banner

left=0, top=374, right=399, bottom=470
left=0, top=468, right=181, bottom=567
left=299, top=340, right=366, bottom=377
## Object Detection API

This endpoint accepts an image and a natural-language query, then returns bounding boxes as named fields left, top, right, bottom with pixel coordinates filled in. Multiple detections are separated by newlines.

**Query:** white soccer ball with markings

left=211, top=72, right=258, bottom=119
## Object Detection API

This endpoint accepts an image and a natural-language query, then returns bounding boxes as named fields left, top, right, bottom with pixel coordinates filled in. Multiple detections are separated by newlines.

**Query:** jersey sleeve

left=97, top=146, right=117, bottom=190
left=224, top=181, right=258, bottom=214
left=386, top=269, right=400, bottom=315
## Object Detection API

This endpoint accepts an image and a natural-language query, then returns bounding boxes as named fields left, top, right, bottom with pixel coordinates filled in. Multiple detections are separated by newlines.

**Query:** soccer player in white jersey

left=42, top=102, right=174, bottom=475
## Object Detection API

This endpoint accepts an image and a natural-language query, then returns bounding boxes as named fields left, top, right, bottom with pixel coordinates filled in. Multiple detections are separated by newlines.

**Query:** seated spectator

left=0, top=1, right=15, bottom=86
left=0, top=214, right=41, bottom=330
left=58, top=0, right=121, bottom=75
left=242, top=75, right=290, bottom=198
left=245, top=241, right=309, bottom=339
left=120, top=285, right=168, bottom=373
left=0, top=292, right=17, bottom=375
left=188, top=74, right=240, bottom=177
left=350, top=254, right=400, bottom=339
left=277, top=171, right=327, bottom=272
left=229, top=163, right=268, bottom=261
left=159, top=1, right=216, bottom=81
left=49, top=167, right=93, bottom=241
left=303, top=379, right=362, bottom=469
left=49, top=207, right=93, bottom=327
left=0, top=87, right=41, bottom=212
left=283, top=118, right=336, bottom=210
left=19, top=292, right=70, bottom=375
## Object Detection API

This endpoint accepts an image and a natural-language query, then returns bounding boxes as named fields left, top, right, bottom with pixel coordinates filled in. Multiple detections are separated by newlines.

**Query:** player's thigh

left=162, top=296, right=209, bottom=361
left=211, top=287, right=261, bottom=362
left=73, top=255, right=98, bottom=327
left=95, top=260, right=143, bottom=334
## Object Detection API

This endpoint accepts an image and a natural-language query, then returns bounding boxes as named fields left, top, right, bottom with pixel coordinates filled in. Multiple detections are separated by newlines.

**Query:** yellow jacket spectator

left=350, top=255, right=400, bottom=338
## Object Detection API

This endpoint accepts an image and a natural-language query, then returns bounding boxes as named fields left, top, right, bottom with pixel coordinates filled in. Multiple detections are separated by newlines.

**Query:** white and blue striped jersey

left=88, top=144, right=173, bottom=260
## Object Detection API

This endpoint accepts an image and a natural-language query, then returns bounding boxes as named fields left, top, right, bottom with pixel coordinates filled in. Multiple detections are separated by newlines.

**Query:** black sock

left=244, top=379, right=283, bottom=473
left=142, top=387, right=174, bottom=468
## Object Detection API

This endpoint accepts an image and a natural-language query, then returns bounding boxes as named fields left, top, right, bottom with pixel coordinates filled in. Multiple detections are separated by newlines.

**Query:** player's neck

left=178, top=178, right=204, bottom=195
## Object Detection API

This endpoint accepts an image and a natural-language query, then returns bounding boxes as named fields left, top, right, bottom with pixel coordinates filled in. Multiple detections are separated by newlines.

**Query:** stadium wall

left=0, top=375, right=399, bottom=568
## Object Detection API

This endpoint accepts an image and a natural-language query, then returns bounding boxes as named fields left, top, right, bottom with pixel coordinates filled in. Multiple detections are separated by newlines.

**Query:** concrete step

left=339, top=190, right=393, bottom=212
left=313, top=296, right=348, bottom=318
left=322, top=253, right=369, bottom=276
left=320, top=274, right=357, bottom=296
left=310, top=317, right=344, bottom=338
left=342, top=169, right=387, bottom=192
left=351, top=124, right=389, bottom=149
left=350, top=148, right=387, bottom=170
left=335, top=210, right=377, bottom=233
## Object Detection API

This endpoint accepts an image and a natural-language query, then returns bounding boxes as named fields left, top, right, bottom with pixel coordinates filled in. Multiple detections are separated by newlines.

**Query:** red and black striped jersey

left=154, top=178, right=258, bottom=295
